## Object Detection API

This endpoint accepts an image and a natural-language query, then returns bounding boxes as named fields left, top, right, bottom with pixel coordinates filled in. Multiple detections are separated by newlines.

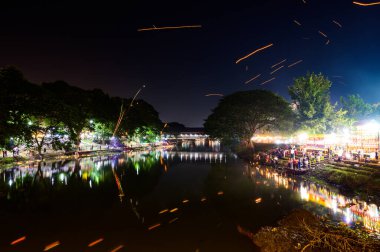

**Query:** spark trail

left=236, top=43, right=273, bottom=64
left=138, top=25, right=202, bottom=32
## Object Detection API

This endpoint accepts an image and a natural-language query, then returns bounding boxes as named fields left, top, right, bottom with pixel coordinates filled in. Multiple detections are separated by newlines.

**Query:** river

left=0, top=139, right=379, bottom=251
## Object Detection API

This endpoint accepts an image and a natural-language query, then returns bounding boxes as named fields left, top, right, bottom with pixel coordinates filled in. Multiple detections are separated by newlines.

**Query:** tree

left=41, top=81, right=92, bottom=149
left=204, top=90, right=294, bottom=145
left=129, top=126, right=159, bottom=144
left=289, top=72, right=336, bottom=133
left=340, top=94, right=373, bottom=122
left=0, top=66, right=39, bottom=149
left=120, top=99, right=162, bottom=137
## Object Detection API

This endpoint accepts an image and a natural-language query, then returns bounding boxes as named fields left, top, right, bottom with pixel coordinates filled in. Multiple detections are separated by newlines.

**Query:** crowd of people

left=254, top=145, right=326, bottom=170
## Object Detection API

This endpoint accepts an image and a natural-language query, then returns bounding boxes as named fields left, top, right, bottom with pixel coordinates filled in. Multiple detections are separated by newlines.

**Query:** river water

left=0, top=140, right=379, bottom=251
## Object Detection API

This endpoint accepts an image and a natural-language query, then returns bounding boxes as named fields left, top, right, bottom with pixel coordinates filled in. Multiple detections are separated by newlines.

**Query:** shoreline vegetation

left=0, top=144, right=171, bottom=170
left=238, top=209, right=380, bottom=252
left=235, top=143, right=380, bottom=200
left=235, top=143, right=380, bottom=251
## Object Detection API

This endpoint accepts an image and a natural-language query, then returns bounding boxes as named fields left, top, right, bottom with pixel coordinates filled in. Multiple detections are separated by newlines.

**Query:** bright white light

left=89, top=120, right=94, bottom=124
left=343, top=128, right=350, bottom=135
left=344, top=208, right=353, bottom=224
left=59, top=173, right=65, bottom=182
left=300, top=184, right=309, bottom=201
left=8, top=179, right=13, bottom=186
left=298, top=133, right=308, bottom=143
left=361, top=121, right=380, bottom=134
left=325, top=133, right=337, bottom=144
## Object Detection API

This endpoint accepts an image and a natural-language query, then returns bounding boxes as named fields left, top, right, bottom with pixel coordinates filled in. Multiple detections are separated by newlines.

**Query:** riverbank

left=0, top=149, right=122, bottom=169
left=238, top=208, right=380, bottom=252
left=236, top=144, right=380, bottom=201
left=302, top=162, right=380, bottom=200
left=0, top=144, right=174, bottom=169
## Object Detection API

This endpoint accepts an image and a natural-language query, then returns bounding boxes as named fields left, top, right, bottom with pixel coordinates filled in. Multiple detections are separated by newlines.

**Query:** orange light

left=159, top=209, right=169, bottom=214
left=148, top=223, right=161, bottom=230
left=217, top=191, right=224, bottom=195
left=288, top=59, right=303, bottom=68
left=88, top=238, right=104, bottom=247
left=182, top=199, right=189, bottom=203
left=138, top=25, right=202, bottom=32
left=332, top=20, right=342, bottom=28
left=43, top=241, right=60, bottom=251
left=235, top=43, right=274, bottom=64
left=110, top=245, right=124, bottom=252
left=255, top=198, right=262, bottom=203
left=169, top=217, right=179, bottom=224
left=201, top=197, right=207, bottom=202
left=169, top=208, right=178, bottom=213
left=260, top=77, right=276, bottom=85
left=10, top=236, right=26, bottom=245
left=270, top=65, right=284, bottom=75
left=353, top=1, right=380, bottom=6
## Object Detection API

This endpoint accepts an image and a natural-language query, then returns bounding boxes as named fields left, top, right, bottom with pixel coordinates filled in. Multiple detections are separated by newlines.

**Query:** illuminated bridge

left=163, top=127, right=209, bottom=140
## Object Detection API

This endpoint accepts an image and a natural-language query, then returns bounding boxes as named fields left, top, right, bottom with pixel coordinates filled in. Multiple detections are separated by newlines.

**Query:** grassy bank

left=307, top=163, right=380, bottom=198
left=235, top=144, right=380, bottom=199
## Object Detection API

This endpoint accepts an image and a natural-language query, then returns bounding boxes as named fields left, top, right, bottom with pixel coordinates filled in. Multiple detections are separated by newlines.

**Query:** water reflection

left=250, top=166, right=380, bottom=233
left=179, top=139, right=221, bottom=152
left=1, top=149, right=379, bottom=240
left=0, top=150, right=226, bottom=201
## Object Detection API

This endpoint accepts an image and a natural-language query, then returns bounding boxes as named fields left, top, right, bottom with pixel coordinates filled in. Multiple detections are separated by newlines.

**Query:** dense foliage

left=0, top=66, right=162, bottom=153
left=204, top=90, right=294, bottom=144
left=288, top=72, right=352, bottom=133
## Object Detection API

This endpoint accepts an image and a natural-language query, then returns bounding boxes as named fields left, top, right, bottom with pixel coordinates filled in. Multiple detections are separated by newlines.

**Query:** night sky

left=1, top=0, right=380, bottom=126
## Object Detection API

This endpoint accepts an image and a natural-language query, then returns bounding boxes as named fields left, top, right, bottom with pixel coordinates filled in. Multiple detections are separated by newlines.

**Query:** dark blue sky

left=1, top=0, right=380, bottom=126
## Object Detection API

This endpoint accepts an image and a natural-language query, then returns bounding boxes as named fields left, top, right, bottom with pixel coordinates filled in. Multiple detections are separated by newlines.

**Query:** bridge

left=162, top=127, right=209, bottom=140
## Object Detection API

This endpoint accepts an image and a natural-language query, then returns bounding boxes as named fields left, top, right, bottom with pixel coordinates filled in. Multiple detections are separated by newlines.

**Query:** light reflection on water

left=253, top=166, right=380, bottom=233
left=1, top=149, right=379, bottom=236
